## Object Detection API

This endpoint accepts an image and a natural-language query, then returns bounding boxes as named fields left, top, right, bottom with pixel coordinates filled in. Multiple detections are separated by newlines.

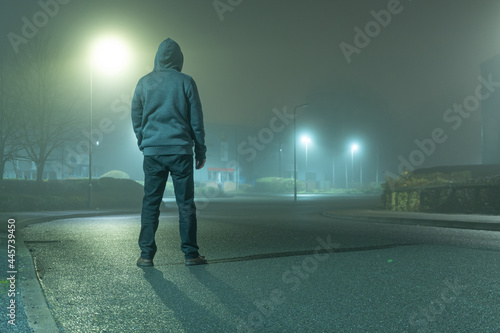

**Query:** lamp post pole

left=332, top=155, right=335, bottom=188
left=294, top=107, right=297, bottom=202
left=301, top=136, right=311, bottom=193
left=305, top=140, right=308, bottom=193
left=351, top=148, right=354, bottom=186
left=360, top=158, right=363, bottom=186
left=87, top=35, right=130, bottom=209
left=278, top=133, right=282, bottom=178
left=305, top=141, right=309, bottom=168
left=293, top=103, right=310, bottom=202
left=350, top=144, right=358, bottom=188
left=88, top=59, right=93, bottom=209
left=345, top=160, right=348, bottom=189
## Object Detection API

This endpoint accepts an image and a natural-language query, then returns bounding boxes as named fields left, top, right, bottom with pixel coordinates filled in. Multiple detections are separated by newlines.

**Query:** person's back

left=132, top=38, right=207, bottom=267
left=132, top=38, right=205, bottom=159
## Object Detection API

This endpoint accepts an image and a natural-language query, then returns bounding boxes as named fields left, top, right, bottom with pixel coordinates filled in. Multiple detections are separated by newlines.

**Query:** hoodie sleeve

left=187, top=79, right=206, bottom=160
left=131, top=80, right=144, bottom=150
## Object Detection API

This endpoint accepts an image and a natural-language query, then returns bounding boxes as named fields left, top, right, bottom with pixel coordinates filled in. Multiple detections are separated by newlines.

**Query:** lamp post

left=301, top=136, right=311, bottom=193
left=360, top=156, right=363, bottom=186
left=332, top=154, right=335, bottom=189
left=345, top=159, right=348, bottom=188
left=278, top=133, right=282, bottom=178
left=351, top=144, right=358, bottom=187
left=293, top=103, right=310, bottom=202
left=301, top=136, right=311, bottom=168
left=88, top=36, right=129, bottom=209
left=89, top=57, right=93, bottom=209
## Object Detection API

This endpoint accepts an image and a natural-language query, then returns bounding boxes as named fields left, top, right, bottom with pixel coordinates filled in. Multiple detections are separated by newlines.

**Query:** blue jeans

left=139, top=155, right=200, bottom=260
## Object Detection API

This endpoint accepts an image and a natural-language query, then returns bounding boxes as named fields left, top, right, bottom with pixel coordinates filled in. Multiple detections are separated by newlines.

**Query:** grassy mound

left=99, top=170, right=130, bottom=179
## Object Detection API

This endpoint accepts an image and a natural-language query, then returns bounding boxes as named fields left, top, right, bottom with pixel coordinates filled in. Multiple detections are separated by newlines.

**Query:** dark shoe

left=185, top=256, right=207, bottom=266
left=137, top=257, right=154, bottom=267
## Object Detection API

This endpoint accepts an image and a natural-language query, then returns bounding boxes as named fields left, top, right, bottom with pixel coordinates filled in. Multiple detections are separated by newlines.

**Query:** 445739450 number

left=7, top=219, right=16, bottom=270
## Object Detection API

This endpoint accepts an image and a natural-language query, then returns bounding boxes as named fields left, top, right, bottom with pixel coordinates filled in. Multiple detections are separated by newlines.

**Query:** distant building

left=3, top=121, right=328, bottom=189
left=197, top=122, right=294, bottom=189
left=480, top=54, right=500, bottom=164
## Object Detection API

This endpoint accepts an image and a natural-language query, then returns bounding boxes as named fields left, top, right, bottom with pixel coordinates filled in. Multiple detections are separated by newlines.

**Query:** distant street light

left=360, top=155, right=363, bottom=186
left=345, top=158, right=348, bottom=188
left=301, top=136, right=311, bottom=167
left=301, top=136, right=311, bottom=193
left=88, top=35, right=130, bottom=209
left=351, top=144, right=359, bottom=187
left=331, top=150, right=336, bottom=189
left=293, top=103, right=310, bottom=202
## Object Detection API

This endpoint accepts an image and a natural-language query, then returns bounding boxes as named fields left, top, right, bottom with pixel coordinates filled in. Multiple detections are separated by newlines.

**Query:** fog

left=2, top=0, right=500, bottom=186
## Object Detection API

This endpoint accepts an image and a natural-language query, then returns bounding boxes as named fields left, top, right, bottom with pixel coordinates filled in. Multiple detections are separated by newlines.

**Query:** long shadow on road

left=187, top=265, right=264, bottom=332
left=142, top=267, right=226, bottom=332
left=141, top=264, right=281, bottom=332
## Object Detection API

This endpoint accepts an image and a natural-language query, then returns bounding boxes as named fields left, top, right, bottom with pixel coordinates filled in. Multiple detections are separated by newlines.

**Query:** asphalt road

left=17, top=196, right=500, bottom=332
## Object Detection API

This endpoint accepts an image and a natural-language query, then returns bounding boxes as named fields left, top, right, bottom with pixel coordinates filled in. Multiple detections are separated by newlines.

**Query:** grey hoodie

left=131, top=38, right=206, bottom=160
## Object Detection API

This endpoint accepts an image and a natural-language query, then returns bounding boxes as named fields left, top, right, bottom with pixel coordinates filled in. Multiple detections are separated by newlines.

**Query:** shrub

left=255, top=177, right=304, bottom=193
left=239, top=184, right=253, bottom=193
left=0, top=178, right=143, bottom=212
left=197, top=186, right=222, bottom=198
left=382, top=166, right=500, bottom=214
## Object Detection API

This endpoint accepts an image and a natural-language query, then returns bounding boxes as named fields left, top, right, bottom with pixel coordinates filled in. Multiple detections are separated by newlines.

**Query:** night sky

left=2, top=0, right=500, bottom=177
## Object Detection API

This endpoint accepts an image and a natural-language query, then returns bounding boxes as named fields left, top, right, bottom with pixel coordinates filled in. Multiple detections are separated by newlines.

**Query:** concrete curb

left=10, top=210, right=139, bottom=332
left=322, top=211, right=500, bottom=231
left=17, top=232, right=61, bottom=333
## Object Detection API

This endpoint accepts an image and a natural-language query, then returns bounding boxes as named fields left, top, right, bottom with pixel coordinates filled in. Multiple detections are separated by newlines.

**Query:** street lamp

left=88, top=35, right=130, bottom=209
left=351, top=144, right=359, bottom=187
left=301, top=136, right=311, bottom=193
left=293, top=103, right=310, bottom=202
left=301, top=136, right=311, bottom=168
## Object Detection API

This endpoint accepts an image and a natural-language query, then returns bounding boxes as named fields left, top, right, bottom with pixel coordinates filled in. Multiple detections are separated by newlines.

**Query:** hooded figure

left=132, top=38, right=206, bottom=160
left=132, top=38, right=207, bottom=267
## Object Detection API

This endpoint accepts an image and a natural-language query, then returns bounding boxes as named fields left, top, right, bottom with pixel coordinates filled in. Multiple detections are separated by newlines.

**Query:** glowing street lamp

left=88, top=35, right=130, bottom=209
left=301, top=136, right=311, bottom=168
left=351, top=143, right=359, bottom=186
left=92, top=36, right=130, bottom=74
left=301, top=136, right=312, bottom=193
left=293, top=103, right=310, bottom=202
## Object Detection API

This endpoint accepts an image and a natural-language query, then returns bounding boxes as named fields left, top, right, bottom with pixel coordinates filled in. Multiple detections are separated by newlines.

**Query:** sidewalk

left=1, top=210, right=138, bottom=333
left=323, top=209, right=500, bottom=231
left=1, top=209, right=140, bottom=229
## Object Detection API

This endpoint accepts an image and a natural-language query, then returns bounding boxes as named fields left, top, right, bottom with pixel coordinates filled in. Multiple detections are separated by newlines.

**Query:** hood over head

left=154, top=38, right=184, bottom=72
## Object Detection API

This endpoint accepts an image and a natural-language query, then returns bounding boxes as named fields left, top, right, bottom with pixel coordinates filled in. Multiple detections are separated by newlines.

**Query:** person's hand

left=196, top=159, right=206, bottom=170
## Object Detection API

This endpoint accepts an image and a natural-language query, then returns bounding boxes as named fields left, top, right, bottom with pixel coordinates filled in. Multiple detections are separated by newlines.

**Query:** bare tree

left=0, top=54, right=22, bottom=180
left=15, top=37, right=80, bottom=182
